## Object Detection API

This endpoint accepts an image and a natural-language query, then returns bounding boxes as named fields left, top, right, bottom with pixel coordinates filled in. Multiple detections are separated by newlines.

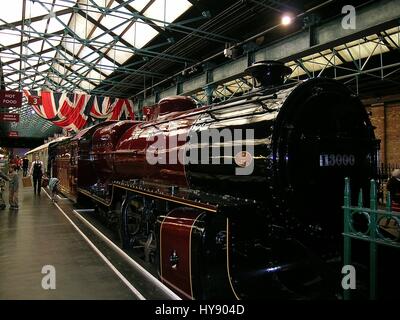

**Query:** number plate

left=320, top=154, right=355, bottom=167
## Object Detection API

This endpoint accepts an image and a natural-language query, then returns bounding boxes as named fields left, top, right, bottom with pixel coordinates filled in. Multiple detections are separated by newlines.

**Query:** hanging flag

left=23, top=90, right=135, bottom=132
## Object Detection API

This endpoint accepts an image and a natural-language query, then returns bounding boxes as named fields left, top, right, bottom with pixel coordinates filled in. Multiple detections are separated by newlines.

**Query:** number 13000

left=320, top=154, right=355, bottom=167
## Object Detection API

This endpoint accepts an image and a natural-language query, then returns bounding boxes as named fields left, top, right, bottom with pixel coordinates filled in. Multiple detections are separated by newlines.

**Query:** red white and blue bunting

left=23, top=90, right=135, bottom=132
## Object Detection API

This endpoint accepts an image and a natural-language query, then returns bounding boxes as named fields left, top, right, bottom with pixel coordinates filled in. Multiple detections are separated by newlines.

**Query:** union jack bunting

left=23, top=90, right=135, bottom=132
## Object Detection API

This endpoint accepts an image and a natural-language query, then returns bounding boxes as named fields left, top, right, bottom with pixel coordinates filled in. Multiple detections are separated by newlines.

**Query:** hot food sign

left=0, top=90, right=22, bottom=108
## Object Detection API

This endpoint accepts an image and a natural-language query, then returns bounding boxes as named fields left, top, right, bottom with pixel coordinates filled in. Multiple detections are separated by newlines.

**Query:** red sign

left=8, top=131, right=19, bottom=137
left=27, top=95, right=42, bottom=106
left=0, top=90, right=22, bottom=108
left=0, top=113, right=19, bottom=122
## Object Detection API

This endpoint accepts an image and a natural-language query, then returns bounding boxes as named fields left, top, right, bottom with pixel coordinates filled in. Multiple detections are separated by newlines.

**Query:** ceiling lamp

left=281, top=15, right=293, bottom=26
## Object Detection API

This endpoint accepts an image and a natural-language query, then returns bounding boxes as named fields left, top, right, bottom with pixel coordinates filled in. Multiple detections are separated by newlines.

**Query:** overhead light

left=281, top=15, right=293, bottom=26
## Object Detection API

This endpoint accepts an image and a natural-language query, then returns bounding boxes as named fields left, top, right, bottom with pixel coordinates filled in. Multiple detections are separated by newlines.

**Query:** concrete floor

left=0, top=173, right=136, bottom=300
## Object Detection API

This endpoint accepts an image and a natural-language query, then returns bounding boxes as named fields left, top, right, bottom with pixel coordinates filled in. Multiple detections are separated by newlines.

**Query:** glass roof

left=0, top=0, right=193, bottom=137
left=286, top=27, right=400, bottom=78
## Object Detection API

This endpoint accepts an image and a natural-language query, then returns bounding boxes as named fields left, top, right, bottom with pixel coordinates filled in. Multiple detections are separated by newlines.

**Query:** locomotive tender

left=43, top=61, right=377, bottom=299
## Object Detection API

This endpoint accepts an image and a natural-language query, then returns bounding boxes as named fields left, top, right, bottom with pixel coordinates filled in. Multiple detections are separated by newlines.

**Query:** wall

left=366, top=101, right=400, bottom=165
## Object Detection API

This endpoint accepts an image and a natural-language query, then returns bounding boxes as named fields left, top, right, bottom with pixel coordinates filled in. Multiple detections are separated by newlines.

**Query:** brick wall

left=367, top=102, right=400, bottom=165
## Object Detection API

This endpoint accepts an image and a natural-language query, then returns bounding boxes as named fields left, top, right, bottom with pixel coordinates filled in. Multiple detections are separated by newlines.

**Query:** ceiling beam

left=0, top=7, right=74, bottom=30
left=138, top=0, right=400, bottom=102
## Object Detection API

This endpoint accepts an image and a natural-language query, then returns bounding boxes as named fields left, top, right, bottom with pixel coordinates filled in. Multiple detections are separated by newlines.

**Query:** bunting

left=23, top=90, right=135, bottom=132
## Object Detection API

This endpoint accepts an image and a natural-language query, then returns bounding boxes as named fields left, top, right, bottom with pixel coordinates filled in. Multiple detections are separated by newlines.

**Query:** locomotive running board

left=77, top=183, right=218, bottom=213
left=112, top=181, right=218, bottom=213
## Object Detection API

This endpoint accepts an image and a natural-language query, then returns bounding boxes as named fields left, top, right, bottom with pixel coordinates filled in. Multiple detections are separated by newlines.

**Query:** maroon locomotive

left=47, top=61, right=378, bottom=299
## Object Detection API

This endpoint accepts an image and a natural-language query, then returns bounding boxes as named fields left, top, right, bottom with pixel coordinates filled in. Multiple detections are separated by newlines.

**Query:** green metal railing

left=343, top=177, right=400, bottom=300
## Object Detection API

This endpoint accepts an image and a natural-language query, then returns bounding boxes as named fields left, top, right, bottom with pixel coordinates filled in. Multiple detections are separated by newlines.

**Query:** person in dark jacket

left=0, top=170, right=9, bottom=209
left=8, top=165, right=19, bottom=210
left=22, top=157, right=29, bottom=177
left=49, top=177, right=59, bottom=203
left=29, top=155, right=44, bottom=196
left=387, top=169, right=400, bottom=204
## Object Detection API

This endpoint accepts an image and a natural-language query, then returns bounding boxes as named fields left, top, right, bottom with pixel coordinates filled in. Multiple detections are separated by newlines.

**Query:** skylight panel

left=119, top=23, right=137, bottom=47
left=79, top=46, right=100, bottom=62
left=106, top=42, right=133, bottom=64
left=143, top=0, right=191, bottom=27
left=388, top=34, right=400, bottom=47
left=77, top=65, right=90, bottom=75
left=36, top=70, right=49, bottom=82
left=26, top=40, right=44, bottom=53
left=91, top=29, right=114, bottom=49
left=98, top=57, right=116, bottom=75
left=130, top=0, right=151, bottom=12
left=70, top=13, right=96, bottom=39
left=7, top=61, right=21, bottom=72
left=336, top=50, right=353, bottom=62
left=79, top=79, right=93, bottom=90
left=87, top=69, right=104, bottom=82
left=49, top=74, right=62, bottom=84
left=132, top=19, right=158, bottom=48
left=42, top=39, right=60, bottom=51
left=0, top=56, right=12, bottom=63
left=47, top=13, right=72, bottom=33
left=8, top=74, right=21, bottom=82
left=70, top=62, right=85, bottom=71
left=1, top=50, right=19, bottom=61
left=79, top=0, right=103, bottom=21
left=58, top=50, right=75, bottom=63
left=0, top=31, right=21, bottom=46
left=164, top=0, right=192, bottom=23
left=144, top=0, right=166, bottom=27
left=0, top=0, right=22, bottom=26
left=7, top=84, right=19, bottom=90
left=27, top=19, right=49, bottom=35
left=54, top=0, right=75, bottom=10
left=101, top=12, right=128, bottom=31
left=109, top=1, right=132, bottom=17
left=62, top=36, right=82, bottom=55
left=52, top=63, right=67, bottom=74
left=26, top=0, right=50, bottom=19
left=91, top=0, right=110, bottom=10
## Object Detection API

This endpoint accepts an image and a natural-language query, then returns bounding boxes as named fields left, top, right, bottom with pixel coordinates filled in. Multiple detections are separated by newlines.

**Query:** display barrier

left=343, top=178, right=400, bottom=300
left=22, top=176, right=32, bottom=188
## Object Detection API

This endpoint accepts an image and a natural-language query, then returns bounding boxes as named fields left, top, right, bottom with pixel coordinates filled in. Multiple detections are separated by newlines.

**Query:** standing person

left=22, top=157, right=29, bottom=177
left=0, top=170, right=9, bottom=210
left=8, top=165, right=19, bottom=210
left=48, top=177, right=59, bottom=203
left=30, top=155, right=44, bottom=196
left=16, top=156, right=21, bottom=172
left=387, top=169, right=400, bottom=206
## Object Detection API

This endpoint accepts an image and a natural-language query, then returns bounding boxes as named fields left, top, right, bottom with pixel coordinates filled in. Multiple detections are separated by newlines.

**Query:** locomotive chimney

left=244, top=60, right=292, bottom=89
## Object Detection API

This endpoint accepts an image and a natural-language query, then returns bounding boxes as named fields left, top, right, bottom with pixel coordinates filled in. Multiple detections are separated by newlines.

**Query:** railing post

left=386, top=191, right=391, bottom=212
left=343, top=177, right=352, bottom=300
left=369, top=179, right=378, bottom=300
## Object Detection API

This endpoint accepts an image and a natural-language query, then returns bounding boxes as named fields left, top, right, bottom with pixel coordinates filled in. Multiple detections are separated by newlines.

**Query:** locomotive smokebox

left=245, top=60, right=292, bottom=89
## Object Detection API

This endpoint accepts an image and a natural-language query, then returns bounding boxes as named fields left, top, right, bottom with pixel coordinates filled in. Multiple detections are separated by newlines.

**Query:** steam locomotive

left=38, top=61, right=378, bottom=299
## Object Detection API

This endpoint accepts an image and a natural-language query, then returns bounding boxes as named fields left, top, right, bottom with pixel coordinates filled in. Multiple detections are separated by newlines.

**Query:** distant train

left=27, top=61, right=379, bottom=299
left=25, top=136, right=69, bottom=175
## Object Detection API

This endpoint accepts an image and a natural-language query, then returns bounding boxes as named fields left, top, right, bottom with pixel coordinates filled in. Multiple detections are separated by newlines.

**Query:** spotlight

left=281, top=15, right=293, bottom=26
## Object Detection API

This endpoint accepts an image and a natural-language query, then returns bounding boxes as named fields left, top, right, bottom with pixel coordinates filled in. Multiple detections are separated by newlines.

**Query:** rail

left=343, top=178, right=400, bottom=300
